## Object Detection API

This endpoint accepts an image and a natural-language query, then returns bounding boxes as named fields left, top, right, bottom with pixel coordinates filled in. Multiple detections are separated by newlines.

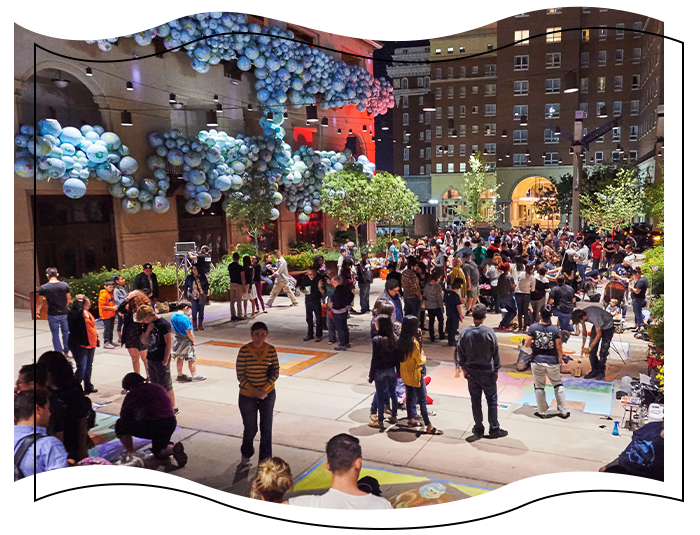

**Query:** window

left=460, top=144, right=467, bottom=156
left=547, top=27, right=562, bottom=42
left=598, top=51, right=606, bottom=66
left=426, top=129, right=431, bottom=141
left=417, top=77, right=424, bottom=88
left=544, top=152, right=558, bottom=165
left=460, top=66, right=466, bottom=78
left=459, top=106, right=466, bottom=118
left=485, top=162, right=496, bottom=172
left=515, top=55, right=529, bottom=70
left=447, top=47, right=454, bottom=54
left=436, top=163, right=443, bottom=173
left=629, top=150, right=637, bottom=161
left=596, top=102, right=606, bottom=117
left=631, top=100, right=640, bottom=115
left=614, top=76, right=623, bottom=91
left=612, top=151, right=620, bottom=162
left=435, top=87, right=442, bottom=100
left=419, top=148, right=424, bottom=158
left=613, top=101, right=622, bottom=116
left=460, top=162, right=467, bottom=172
left=402, top=113, right=409, bottom=126
left=420, top=165, right=425, bottom=175
left=471, top=124, right=479, bottom=134
left=460, top=86, right=466, bottom=98
left=426, top=164, right=432, bottom=174
left=425, top=112, right=432, bottom=125
left=447, top=145, right=454, bottom=156
left=580, top=77, right=588, bottom=93
left=403, top=148, right=410, bottom=160
left=515, top=30, right=529, bottom=45
left=472, top=105, right=479, bottom=114
left=435, top=145, right=443, bottom=156
left=595, top=151, right=603, bottom=163
left=448, top=87, right=454, bottom=99
left=436, top=107, right=442, bottom=119
left=424, top=76, right=430, bottom=87
left=582, top=7, right=590, bottom=13
left=485, top=64, right=497, bottom=77
left=435, top=48, right=441, bottom=55
left=485, top=84, right=496, bottom=96
left=513, top=130, right=528, bottom=144
left=599, top=25, right=607, bottom=40
left=630, top=126, right=638, bottom=141
left=419, top=130, right=424, bottom=140
left=632, top=48, right=641, bottom=63
left=485, top=104, right=496, bottom=116
left=582, top=29, right=590, bottom=42
left=544, top=129, right=558, bottom=143
left=616, top=23, right=625, bottom=39
left=514, top=105, right=529, bottom=120
left=597, top=76, right=606, bottom=92
left=485, top=123, right=496, bottom=136
left=447, top=67, right=454, bottom=79
left=472, top=66, right=479, bottom=75
left=472, top=85, right=478, bottom=94
left=436, top=125, right=443, bottom=137
left=403, top=131, right=409, bottom=143
left=400, top=77, right=409, bottom=89
left=546, top=52, right=561, bottom=68
left=393, top=78, right=401, bottom=89
left=612, top=126, right=621, bottom=141
left=514, top=81, right=529, bottom=95
left=580, top=102, right=588, bottom=117
left=546, top=78, right=561, bottom=94
left=487, top=44, right=494, bottom=51
left=632, top=75, right=641, bottom=89
left=419, top=113, right=424, bottom=124
left=472, top=144, right=479, bottom=154
left=515, top=12, right=529, bottom=17
left=514, top=153, right=528, bottom=166
left=448, top=163, right=454, bottom=173
left=633, top=21, right=642, bottom=37
left=447, top=106, right=454, bottom=119
left=404, top=164, right=410, bottom=175
left=459, top=124, right=466, bottom=137
left=599, top=8, right=607, bottom=11
left=419, top=96, right=424, bottom=106
left=615, top=49, right=624, bottom=64
left=545, top=103, right=560, bottom=118
left=426, top=146, right=431, bottom=158
left=403, top=96, right=409, bottom=108
left=435, top=67, right=442, bottom=80
left=484, top=143, right=496, bottom=154
left=581, top=51, right=589, bottom=67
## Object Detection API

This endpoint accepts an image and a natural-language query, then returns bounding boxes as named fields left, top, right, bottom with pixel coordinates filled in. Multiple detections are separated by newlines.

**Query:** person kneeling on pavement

left=571, top=307, right=615, bottom=381
left=115, top=372, right=187, bottom=467
left=171, top=303, right=206, bottom=383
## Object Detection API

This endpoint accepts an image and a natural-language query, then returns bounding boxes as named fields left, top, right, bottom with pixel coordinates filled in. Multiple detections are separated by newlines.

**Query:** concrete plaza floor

left=14, top=277, right=655, bottom=503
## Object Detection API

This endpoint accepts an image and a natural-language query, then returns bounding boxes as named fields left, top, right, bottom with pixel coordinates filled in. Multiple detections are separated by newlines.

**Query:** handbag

left=516, top=344, right=533, bottom=371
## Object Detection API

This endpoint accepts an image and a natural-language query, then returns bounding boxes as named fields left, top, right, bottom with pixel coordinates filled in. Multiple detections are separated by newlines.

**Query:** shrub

left=209, top=262, right=232, bottom=301
left=641, top=245, right=664, bottom=297
left=333, top=229, right=356, bottom=245
left=283, top=252, right=316, bottom=271
left=323, top=252, right=341, bottom=262
left=234, top=243, right=259, bottom=258
left=288, top=241, right=313, bottom=254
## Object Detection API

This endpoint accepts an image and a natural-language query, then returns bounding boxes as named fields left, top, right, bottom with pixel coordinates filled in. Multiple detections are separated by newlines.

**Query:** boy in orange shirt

left=98, top=280, right=118, bottom=349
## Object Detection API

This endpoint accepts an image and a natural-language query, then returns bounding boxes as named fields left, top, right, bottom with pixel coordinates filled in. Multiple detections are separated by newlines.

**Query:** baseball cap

left=346, top=241, right=355, bottom=247
left=624, top=255, right=635, bottom=265
left=143, top=263, right=153, bottom=270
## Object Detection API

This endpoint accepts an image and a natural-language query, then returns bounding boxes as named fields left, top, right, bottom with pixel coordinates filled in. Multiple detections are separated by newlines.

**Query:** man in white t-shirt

left=289, top=434, right=393, bottom=509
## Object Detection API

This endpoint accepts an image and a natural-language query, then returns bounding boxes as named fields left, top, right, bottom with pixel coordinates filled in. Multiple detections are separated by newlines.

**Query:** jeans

left=230, top=283, right=243, bottom=318
left=577, top=264, right=588, bottom=281
left=552, top=309, right=574, bottom=332
left=427, top=308, right=445, bottom=340
left=591, top=258, right=600, bottom=271
left=359, top=283, right=371, bottom=313
left=531, top=362, right=567, bottom=414
left=498, top=295, right=517, bottom=328
left=531, top=297, right=546, bottom=323
left=464, top=368, right=500, bottom=433
left=514, top=293, right=531, bottom=330
left=405, top=378, right=431, bottom=426
left=621, top=288, right=629, bottom=318
left=327, top=304, right=336, bottom=342
left=238, top=389, right=276, bottom=462
left=373, top=368, right=398, bottom=425
left=332, top=311, right=349, bottom=347
left=47, top=314, right=69, bottom=353
left=404, top=297, right=421, bottom=318
left=72, top=346, right=95, bottom=392
left=102, top=316, right=115, bottom=345
left=305, top=299, right=323, bottom=338
left=632, top=298, right=646, bottom=326
left=589, top=326, right=615, bottom=375
left=115, top=417, right=177, bottom=457
left=188, top=299, right=204, bottom=325
left=446, top=317, right=459, bottom=345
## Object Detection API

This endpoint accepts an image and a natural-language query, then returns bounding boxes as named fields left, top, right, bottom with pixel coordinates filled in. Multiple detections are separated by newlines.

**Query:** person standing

left=571, top=307, right=615, bottom=381
left=37, top=267, right=71, bottom=356
left=524, top=305, right=569, bottom=419
left=251, top=256, right=266, bottom=314
left=98, top=279, right=118, bottom=349
left=228, top=253, right=244, bottom=321
left=389, top=239, right=400, bottom=263
left=184, top=265, right=209, bottom=330
left=67, top=295, right=99, bottom=394
left=188, top=245, right=212, bottom=280
left=444, top=279, right=464, bottom=347
left=118, top=290, right=150, bottom=380
left=547, top=275, right=576, bottom=332
left=133, top=263, right=159, bottom=307
left=630, top=268, right=649, bottom=330
left=496, top=263, right=517, bottom=332
left=330, top=275, right=354, bottom=351
left=462, top=252, right=480, bottom=316
left=514, top=264, right=536, bottom=332
left=171, top=303, right=205, bottom=382
left=610, top=257, right=632, bottom=319
left=135, top=305, right=177, bottom=414
left=367, top=315, right=400, bottom=430
left=112, top=275, right=128, bottom=344
left=530, top=267, right=549, bottom=323
left=236, top=322, right=279, bottom=467
left=241, top=255, right=258, bottom=319
left=455, top=304, right=507, bottom=438
left=266, top=250, right=299, bottom=308
left=574, top=240, right=590, bottom=282
left=423, top=270, right=446, bottom=342
left=356, top=252, right=373, bottom=314
left=375, top=279, right=403, bottom=324
left=590, top=236, right=603, bottom=271
left=301, top=267, right=326, bottom=342
left=401, top=256, right=423, bottom=318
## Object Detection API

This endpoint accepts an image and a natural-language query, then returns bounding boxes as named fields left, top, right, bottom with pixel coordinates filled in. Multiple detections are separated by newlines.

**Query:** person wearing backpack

left=14, top=390, right=68, bottom=480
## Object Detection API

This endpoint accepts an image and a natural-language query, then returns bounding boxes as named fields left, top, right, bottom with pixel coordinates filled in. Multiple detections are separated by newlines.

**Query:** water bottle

left=612, top=421, right=620, bottom=436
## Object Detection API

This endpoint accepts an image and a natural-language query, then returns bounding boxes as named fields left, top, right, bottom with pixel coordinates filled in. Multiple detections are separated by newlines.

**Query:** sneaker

left=583, top=370, right=598, bottom=379
left=172, top=442, right=188, bottom=468
left=328, top=339, right=337, bottom=345
left=103, top=343, right=116, bottom=349
left=177, top=374, right=192, bottom=383
left=346, top=343, right=352, bottom=349
left=193, top=325, right=199, bottom=331
left=487, top=428, right=509, bottom=439
left=428, top=409, right=437, bottom=416
left=388, top=416, right=398, bottom=424
left=315, top=337, right=323, bottom=343
left=173, top=407, right=180, bottom=416
left=471, top=426, right=485, bottom=438
left=596, top=372, right=606, bottom=381
left=370, top=414, right=378, bottom=422
left=191, top=375, right=206, bottom=382
left=265, top=301, right=273, bottom=308
left=533, top=411, right=546, bottom=419
left=557, top=411, right=571, bottom=419
left=439, top=335, right=447, bottom=340
left=303, top=335, right=314, bottom=341
left=85, top=387, right=98, bottom=394
left=238, top=456, right=252, bottom=469
left=334, top=345, right=347, bottom=351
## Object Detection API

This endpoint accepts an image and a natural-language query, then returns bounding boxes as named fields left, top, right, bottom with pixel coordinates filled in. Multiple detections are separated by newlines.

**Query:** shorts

left=467, top=286, right=479, bottom=298
left=147, top=358, right=173, bottom=392
left=171, top=335, right=196, bottom=362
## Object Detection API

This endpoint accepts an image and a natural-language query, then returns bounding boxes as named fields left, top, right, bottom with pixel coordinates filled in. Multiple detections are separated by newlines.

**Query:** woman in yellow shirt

left=448, top=257, right=468, bottom=301
left=397, top=316, right=443, bottom=435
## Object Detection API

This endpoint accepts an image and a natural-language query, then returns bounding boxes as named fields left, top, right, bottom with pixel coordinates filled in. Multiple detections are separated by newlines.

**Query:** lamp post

left=571, top=111, right=584, bottom=232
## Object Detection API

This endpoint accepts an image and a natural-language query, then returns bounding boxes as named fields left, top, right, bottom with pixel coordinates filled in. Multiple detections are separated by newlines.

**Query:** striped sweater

left=236, top=342, right=280, bottom=398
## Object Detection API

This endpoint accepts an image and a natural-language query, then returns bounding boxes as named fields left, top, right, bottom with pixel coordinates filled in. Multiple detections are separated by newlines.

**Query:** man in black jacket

left=301, top=267, right=326, bottom=342
left=133, top=263, right=159, bottom=306
left=330, top=275, right=354, bottom=351
left=356, top=252, right=373, bottom=314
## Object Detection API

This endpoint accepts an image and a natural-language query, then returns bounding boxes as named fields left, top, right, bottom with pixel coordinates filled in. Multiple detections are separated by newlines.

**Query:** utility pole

left=571, top=111, right=584, bottom=233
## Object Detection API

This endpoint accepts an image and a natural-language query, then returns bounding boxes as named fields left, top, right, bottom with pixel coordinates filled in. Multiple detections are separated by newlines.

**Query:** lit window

left=436, top=163, right=443, bottom=172
left=582, top=29, right=590, bottom=42
left=515, top=30, right=529, bottom=45
left=514, top=80, right=529, bottom=95
left=514, top=55, right=529, bottom=70
left=546, top=27, right=562, bottom=43
left=545, top=103, right=560, bottom=118
left=460, top=162, right=467, bottom=172
left=460, top=46, right=465, bottom=53
left=485, top=84, right=496, bottom=96
left=447, top=47, right=454, bottom=53
left=597, top=76, right=606, bottom=92
left=435, top=48, right=442, bottom=54
left=547, top=8, right=562, bottom=14
left=485, top=123, right=496, bottom=136
left=513, top=130, right=528, bottom=144
left=546, top=52, right=561, bottom=68
left=545, top=78, right=561, bottom=94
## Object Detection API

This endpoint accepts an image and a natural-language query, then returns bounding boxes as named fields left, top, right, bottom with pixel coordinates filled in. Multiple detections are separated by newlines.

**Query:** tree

left=458, top=154, right=502, bottom=225
left=644, top=158, right=664, bottom=230
left=224, top=173, right=276, bottom=253
left=580, top=168, right=645, bottom=231
left=367, top=172, right=420, bottom=231
left=320, top=164, right=373, bottom=246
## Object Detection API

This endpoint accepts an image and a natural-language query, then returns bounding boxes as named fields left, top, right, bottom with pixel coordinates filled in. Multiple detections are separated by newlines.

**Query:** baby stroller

left=603, top=280, right=627, bottom=334
left=581, top=277, right=602, bottom=302
left=478, top=283, right=494, bottom=309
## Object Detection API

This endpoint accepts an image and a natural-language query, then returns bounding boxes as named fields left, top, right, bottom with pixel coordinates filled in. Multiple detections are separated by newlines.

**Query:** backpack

left=531, top=278, right=547, bottom=301
left=15, top=434, right=46, bottom=511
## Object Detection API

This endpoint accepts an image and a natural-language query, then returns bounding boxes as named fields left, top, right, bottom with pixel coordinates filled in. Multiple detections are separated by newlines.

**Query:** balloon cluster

left=13, top=119, right=157, bottom=210
left=86, top=12, right=395, bottom=116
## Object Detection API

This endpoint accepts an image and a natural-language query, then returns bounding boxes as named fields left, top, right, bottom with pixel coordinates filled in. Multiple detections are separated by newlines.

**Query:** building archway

left=510, top=176, right=561, bottom=228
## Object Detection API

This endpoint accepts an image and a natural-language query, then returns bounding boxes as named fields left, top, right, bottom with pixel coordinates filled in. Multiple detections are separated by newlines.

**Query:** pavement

left=15, top=275, right=656, bottom=504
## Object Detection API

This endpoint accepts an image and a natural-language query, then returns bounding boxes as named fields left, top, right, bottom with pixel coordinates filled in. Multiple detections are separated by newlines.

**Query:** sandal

left=426, top=427, right=444, bottom=435
left=404, top=421, right=420, bottom=428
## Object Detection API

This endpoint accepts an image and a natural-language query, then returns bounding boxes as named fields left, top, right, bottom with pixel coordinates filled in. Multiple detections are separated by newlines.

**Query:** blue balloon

left=63, top=178, right=87, bottom=199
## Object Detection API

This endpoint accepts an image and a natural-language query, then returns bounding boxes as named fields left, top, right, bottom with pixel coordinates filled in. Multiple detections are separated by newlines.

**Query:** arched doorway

left=510, top=176, right=561, bottom=228
left=440, top=189, right=465, bottom=226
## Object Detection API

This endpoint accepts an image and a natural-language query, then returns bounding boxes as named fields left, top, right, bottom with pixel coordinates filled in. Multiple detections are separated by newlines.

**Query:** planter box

left=159, top=285, right=179, bottom=303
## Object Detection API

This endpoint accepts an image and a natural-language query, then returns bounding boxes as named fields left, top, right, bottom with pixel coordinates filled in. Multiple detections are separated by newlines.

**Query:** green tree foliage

left=644, top=158, right=664, bottom=230
left=580, top=168, right=645, bottom=231
left=321, top=164, right=373, bottom=246
left=368, top=172, right=420, bottom=228
left=459, top=154, right=502, bottom=224
left=225, top=173, right=276, bottom=254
